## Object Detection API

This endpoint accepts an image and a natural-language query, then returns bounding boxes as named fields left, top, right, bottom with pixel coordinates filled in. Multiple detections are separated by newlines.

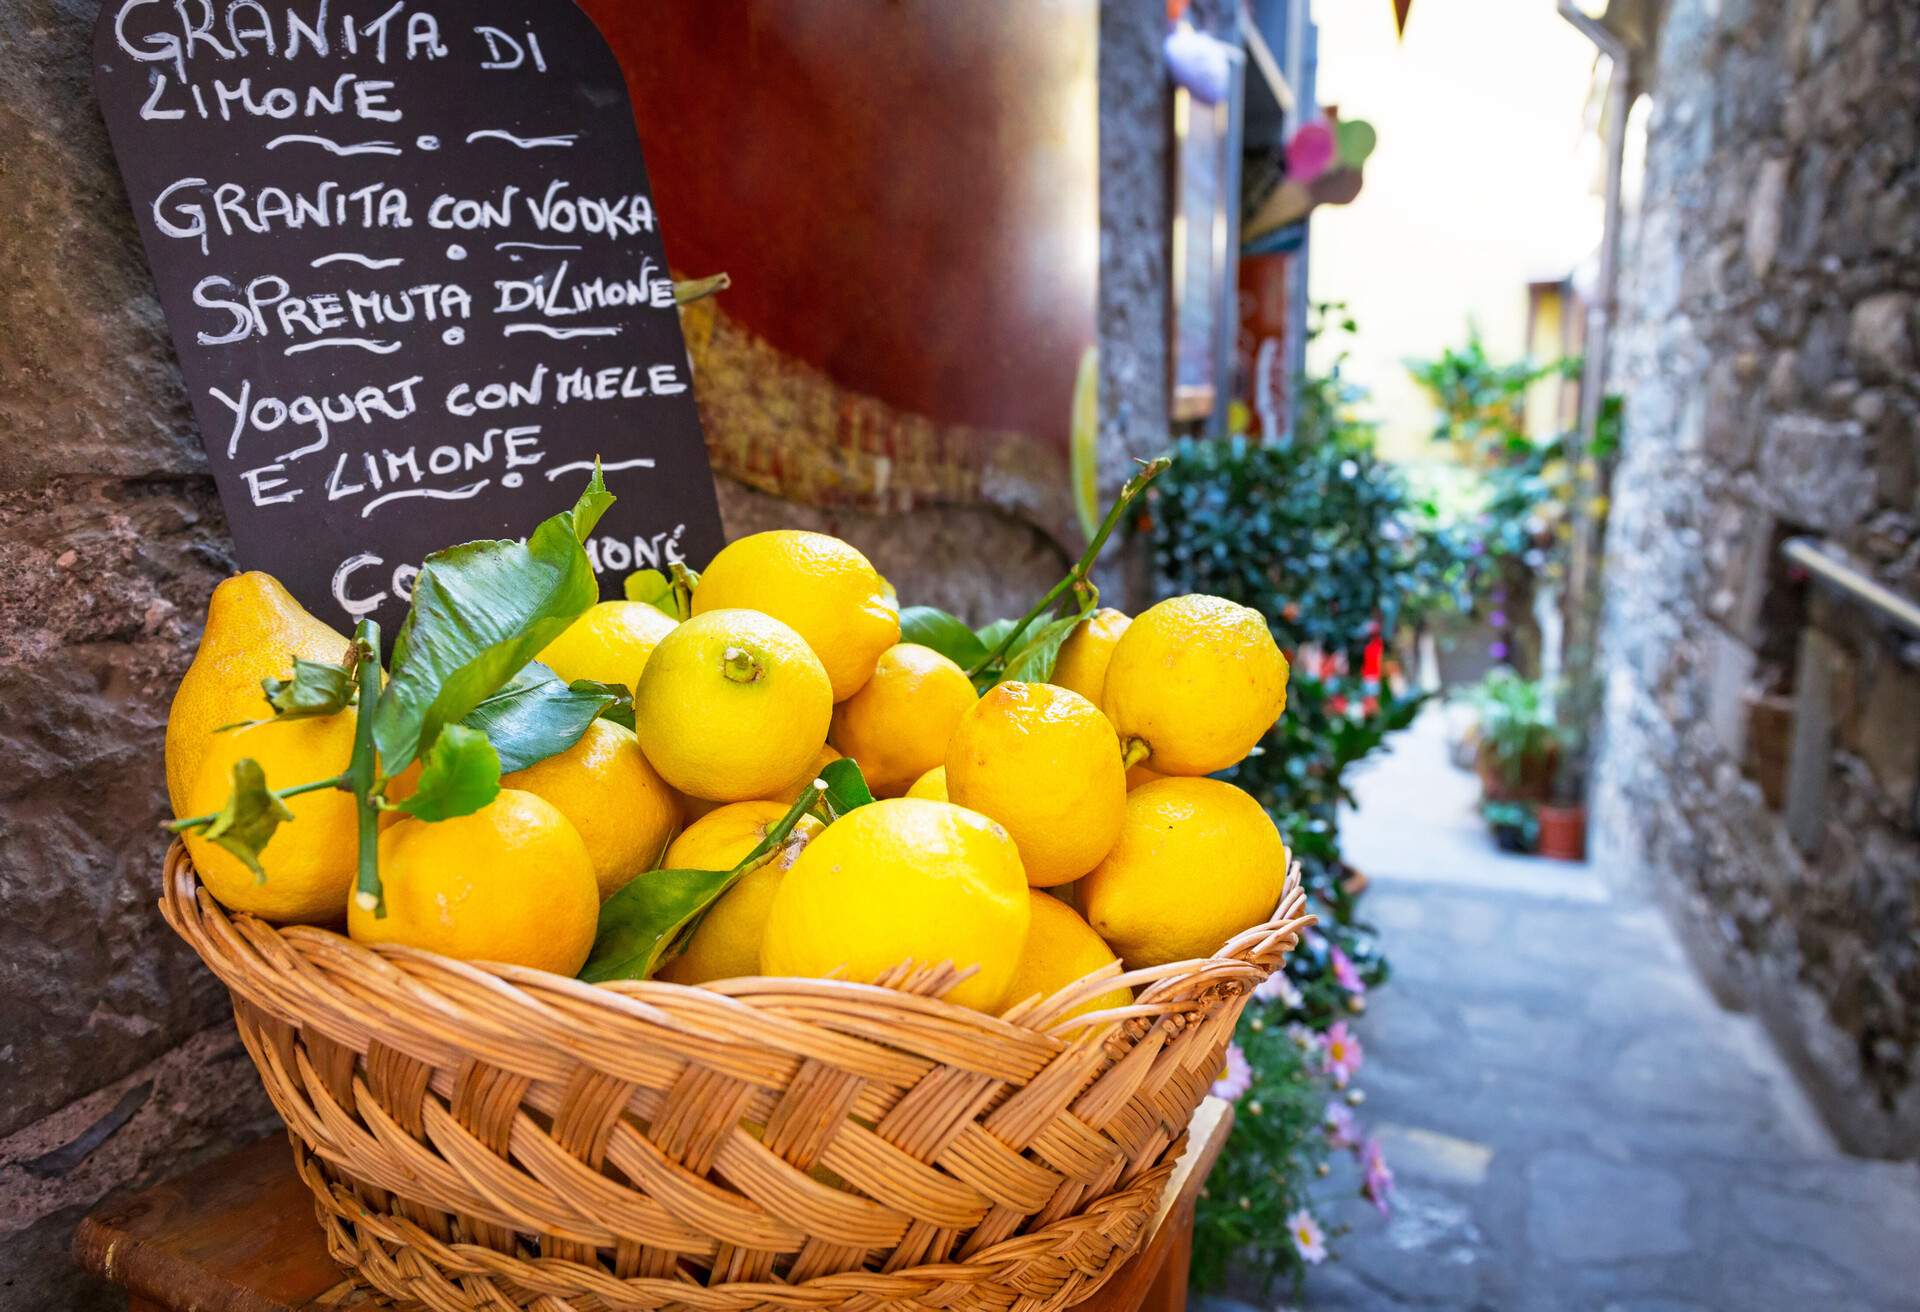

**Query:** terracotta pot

left=1537, top=804, right=1587, bottom=862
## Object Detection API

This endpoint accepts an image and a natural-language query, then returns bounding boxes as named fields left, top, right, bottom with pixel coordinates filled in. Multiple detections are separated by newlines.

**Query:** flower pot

left=1475, top=741, right=1558, bottom=804
left=1536, top=803, right=1586, bottom=862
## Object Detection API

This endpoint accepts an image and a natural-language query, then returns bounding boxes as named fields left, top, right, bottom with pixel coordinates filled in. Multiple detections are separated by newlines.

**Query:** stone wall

left=0, top=2, right=1170, bottom=1304
left=1594, top=0, right=1920, bottom=1156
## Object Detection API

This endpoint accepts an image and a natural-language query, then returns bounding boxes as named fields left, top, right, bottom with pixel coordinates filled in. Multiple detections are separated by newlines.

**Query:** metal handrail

left=1782, top=537, right=1920, bottom=639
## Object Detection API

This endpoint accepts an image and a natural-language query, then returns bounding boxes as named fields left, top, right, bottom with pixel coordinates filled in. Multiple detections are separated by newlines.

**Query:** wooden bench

left=75, top=1099, right=1232, bottom=1312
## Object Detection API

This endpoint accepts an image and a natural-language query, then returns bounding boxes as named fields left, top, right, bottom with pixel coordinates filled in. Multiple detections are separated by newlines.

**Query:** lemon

left=500, top=719, right=680, bottom=899
left=182, top=712, right=359, bottom=924
left=535, top=600, right=677, bottom=688
left=167, top=572, right=349, bottom=814
left=1050, top=608, right=1130, bottom=704
left=658, top=801, right=824, bottom=984
left=693, top=531, right=899, bottom=700
left=1002, top=891, right=1131, bottom=1022
left=1079, top=777, right=1287, bottom=968
left=829, top=643, right=977, bottom=796
left=945, top=681, right=1126, bottom=888
left=350, top=789, right=599, bottom=975
left=634, top=608, right=832, bottom=802
left=680, top=744, right=841, bottom=822
left=1126, top=763, right=1166, bottom=790
left=761, top=798, right=1030, bottom=1010
left=1102, top=594, right=1289, bottom=776
left=905, top=765, right=948, bottom=801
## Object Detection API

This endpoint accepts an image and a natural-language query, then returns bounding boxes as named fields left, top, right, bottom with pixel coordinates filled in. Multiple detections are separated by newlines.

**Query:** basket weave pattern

left=161, top=843, right=1311, bottom=1312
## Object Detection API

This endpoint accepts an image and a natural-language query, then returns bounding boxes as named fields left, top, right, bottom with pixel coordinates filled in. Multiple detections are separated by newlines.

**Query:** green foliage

left=583, top=776, right=830, bottom=983
left=1191, top=1021, right=1333, bottom=1296
left=183, top=758, right=295, bottom=880
left=1405, top=329, right=1577, bottom=465
left=373, top=468, right=613, bottom=774
left=387, top=723, right=501, bottom=822
left=258, top=656, right=356, bottom=723
left=1464, top=667, right=1559, bottom=787
left=458, top=664, right=628, bottom=772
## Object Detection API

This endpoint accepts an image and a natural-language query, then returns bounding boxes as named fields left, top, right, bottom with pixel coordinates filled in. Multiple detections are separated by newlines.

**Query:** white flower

left=1254, top=972, right=1304, bottom=1010
left=1285, top=1207, right=1328, bottom=1265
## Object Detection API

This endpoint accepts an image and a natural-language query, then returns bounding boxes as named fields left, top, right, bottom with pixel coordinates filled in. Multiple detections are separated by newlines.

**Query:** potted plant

left=1464, top=667, right=1559, bottom=805
left=1536, top=668, right=1598, bottom=861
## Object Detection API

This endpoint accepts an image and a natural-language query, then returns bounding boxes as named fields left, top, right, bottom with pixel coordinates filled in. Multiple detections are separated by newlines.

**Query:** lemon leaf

left=199, top=758, right=294, bottom=881
left=582, top=778, right=825, bottom=982
left=458, top=663, right=620, bottom=773
left=899, top=606, right=990, bottom=670
left=623, top=567, right=681, bottom=620
left=815, top=757, right=874, bottom=821
left=374, top=466, right=613, bottom=773
left=580, top=866, right=734, bottom=982
left=997, top=596, right=1098, bottom=689
left=572, top=679, right=635, bottom=731
left=389, top=724, right=500, bottom=822
left=973, top=618, right=1019, bottom=649
left=258, top=656, right=355, bottom=723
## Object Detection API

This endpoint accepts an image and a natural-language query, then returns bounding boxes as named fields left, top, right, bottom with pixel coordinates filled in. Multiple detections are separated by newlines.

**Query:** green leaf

left=374, top=468, right=614, bottom=773
left=582, top=780, right=825, bottom=982
left=623, top=567, right=681, bottom=620
left=899, top=606, right=990, bottom=670
left=198, top=759, right=294, bottom=880
left=258, top=656, right=354, bottom=722
left=815, top=756, right=874, bottom=821
left=973, top=617, right=1019, bottom=650
left=389, top=723, right=500, bottom=821
left=997, top=609, right=1088, bottom=687
left=573, top=679, right=636, bottom=731
left=459, top=663, right=619, bottom=773
left=581, top=866, right=735, bottom=982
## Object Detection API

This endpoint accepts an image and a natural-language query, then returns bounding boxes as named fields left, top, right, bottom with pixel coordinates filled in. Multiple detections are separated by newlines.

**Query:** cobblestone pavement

left=1218, top=713, right=1920, bottom=1312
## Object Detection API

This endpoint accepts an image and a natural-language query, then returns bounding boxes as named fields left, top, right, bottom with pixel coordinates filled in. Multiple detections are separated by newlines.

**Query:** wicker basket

left=161, top=842, right=1312, bottom=1312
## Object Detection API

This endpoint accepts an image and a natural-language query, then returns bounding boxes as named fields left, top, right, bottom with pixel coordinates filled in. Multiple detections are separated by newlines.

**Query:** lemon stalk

left=345, top=620, right=385, bottom=917
left=166, top=774, right=345, bottom=832
left=966, top=456, right=1171, bottom=679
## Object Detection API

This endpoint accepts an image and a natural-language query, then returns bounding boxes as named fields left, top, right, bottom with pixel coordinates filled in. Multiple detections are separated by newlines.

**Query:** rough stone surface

left=1289, top=718, right=1920, bottom=1310
left=1596, top=0, right=1920, bottom=1157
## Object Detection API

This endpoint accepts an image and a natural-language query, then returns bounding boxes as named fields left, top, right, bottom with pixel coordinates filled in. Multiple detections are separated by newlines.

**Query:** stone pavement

left=1228, top=712, right=1920, bottom=1311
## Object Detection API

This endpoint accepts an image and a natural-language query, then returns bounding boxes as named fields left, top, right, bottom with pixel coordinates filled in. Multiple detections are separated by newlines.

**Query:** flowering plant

left=1192, top=971, right=1393, bottom=1297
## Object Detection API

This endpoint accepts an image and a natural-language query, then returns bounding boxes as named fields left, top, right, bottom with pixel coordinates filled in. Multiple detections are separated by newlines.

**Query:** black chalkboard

left=92, top=0, right=727, bottom=634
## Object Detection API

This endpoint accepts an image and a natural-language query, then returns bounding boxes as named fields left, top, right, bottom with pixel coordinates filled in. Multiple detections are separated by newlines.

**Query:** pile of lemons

left=168, top=530, right=1291, bottom=1018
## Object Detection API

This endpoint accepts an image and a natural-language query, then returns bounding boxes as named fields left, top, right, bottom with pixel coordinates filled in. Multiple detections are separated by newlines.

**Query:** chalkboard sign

left=92, top=0, right=727, bottom=633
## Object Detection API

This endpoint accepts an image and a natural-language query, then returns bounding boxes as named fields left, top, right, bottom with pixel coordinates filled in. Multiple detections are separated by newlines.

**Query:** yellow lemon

left=1102, top=594, right=1289, bottom=776
left=829, top=643, right=977, bottom=796
left=182, top=712, right=359, bottom=924
left=350, top=789, right=598, bottom=975
left=693, top=530, right=899, bottom=700
left=905, top=765, right=948, bottom=801
left=1050, top=608, right=1131, bottom=703
left=534, top=600, right=677, bottom=688
left=1079, top=777, right=1287, bottom=968
left=166, top=572, right=349, bottom=813
left=945, top=681, right=1125, bottom=888
left=1002, top=891, right=1131, bottom=1022
left=761, top=798, right=1030, bottom=1010
left=1125, top=763, right=1166, bottom=790
left=500, top=719, right=681, bottom=899
left=634, top=608, right=832, bottom=801
left=659, top=801, right=824, bottom=985
left=680, top=744, right=841, bottom=822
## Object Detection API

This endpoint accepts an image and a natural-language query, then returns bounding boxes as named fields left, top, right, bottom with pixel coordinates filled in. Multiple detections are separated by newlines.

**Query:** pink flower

left=1210, top=1042, right=1252, bottom=1101
left=1321, top=1021, right=1364, bottom=1087
left=1361, top=1139, right=1395, bottom=1217
left=1323, top=1101, right=1359, bottom=1150
left=1285, top=1208, right=1328, bottom=1265
left=1330, top=945, right=1367, bottom=996
left=1254, top=971, right=1304, bottom=1009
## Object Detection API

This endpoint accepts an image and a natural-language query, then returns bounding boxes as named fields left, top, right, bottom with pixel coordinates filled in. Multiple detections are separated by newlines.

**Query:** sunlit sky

left=1307, top=0, right=1606, bottom=461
